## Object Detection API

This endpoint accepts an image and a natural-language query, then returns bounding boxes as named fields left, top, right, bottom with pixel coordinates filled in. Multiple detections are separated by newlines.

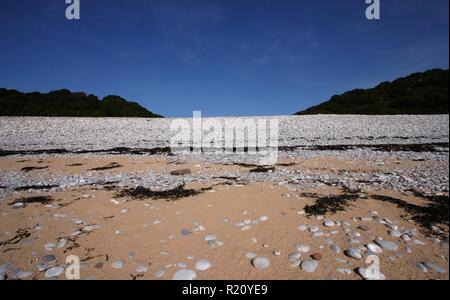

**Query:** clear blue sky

left=0, top=0, right=448, bottom=117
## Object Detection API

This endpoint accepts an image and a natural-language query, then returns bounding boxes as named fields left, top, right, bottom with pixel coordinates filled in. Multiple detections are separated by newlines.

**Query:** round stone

left=17, top=270, right=33, bottom=279
left=195, top=259, right=211, bottom=271
left=171, top=269, right=197, bottom=280
left=154, top=269, right=165, bottom=278
left=357, top=225, right=370, bottom=232
left=336, top=267, right=352, bottom=275
left=259, top=216, right=268, bottom=222
left=288, top=252, right=302, bottom=266
left=37, top=262, right=50, bottom=272
left=111, top=260, right=124, bottom=269
left=300, top=260, right=319, bottom=273
left=311, top=253, right=322, bottom=261
left=251, top=257, right=270, bottom=269
left=13, top=202, right=24, bottom=208
left=136, top=266, right=148, bottom=273
left=357, top=267, right=386, bottom=280
left=330, top=244, right=341, bottom=254
left=42, top=255, right=57, bottom=263
left=389, top=230, right=402, bottom=238
left=298, top=224, right=307, bottom=231
left=204, top=235, right=217, bottom=241
left=296, top=244, right=310, bottom=253
left=323, top=220, right=335, bottom=227
left=309, top=225, right=319, bottom=233
left=401, top=234, right=411, bottom=241
left=44, top=266, right=64, bottom=278
left=241, top=225, right=252, bottom=231
left=423, top=262, right=447, bottom=274
left=344, top=248, right=363, bottom=260
left=44, top=242, right=56, bottom=251
left=375, top=239, right=398, bottom=251
left=181, top=229, right=192, bottom=236
left=366, top=243, right=383, bottom=254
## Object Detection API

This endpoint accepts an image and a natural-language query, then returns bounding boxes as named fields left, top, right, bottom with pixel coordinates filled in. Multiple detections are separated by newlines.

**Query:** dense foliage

left=0, top=88, right=163, bottom=118
left=295, top=69, right=449, bottom=115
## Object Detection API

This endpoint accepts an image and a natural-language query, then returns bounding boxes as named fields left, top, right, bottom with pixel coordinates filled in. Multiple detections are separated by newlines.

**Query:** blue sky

left=0, top=0, right=448, bottom=117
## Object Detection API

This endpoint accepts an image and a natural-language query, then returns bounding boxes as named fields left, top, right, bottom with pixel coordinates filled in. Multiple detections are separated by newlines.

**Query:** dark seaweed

left=90, top=162, right=122, bottom=171
left=371, top=193, right=449, bottom=238
left=20, top=166, right=48, bottom=172
left=14, top=185, right=58, bottom=191
left=10, top=196, right=53, bottom=207
left=115, top=185, right=202, bottom=201
left=249, top=166, right=276, bottom=173
left=304, top=194, right=360, bottom=216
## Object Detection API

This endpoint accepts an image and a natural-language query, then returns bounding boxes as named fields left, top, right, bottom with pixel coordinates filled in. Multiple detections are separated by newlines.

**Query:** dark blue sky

left=0, top=0, right=448, bottom=117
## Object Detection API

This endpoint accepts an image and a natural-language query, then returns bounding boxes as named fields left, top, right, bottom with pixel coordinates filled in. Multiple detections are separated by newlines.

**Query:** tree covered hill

left=0, top=88, right=163, bottom=118
left=295, top=69, right=449, bottom=115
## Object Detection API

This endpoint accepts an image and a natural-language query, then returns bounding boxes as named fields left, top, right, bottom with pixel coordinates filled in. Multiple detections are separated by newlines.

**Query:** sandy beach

left=0, top=148, right=448, bottom=280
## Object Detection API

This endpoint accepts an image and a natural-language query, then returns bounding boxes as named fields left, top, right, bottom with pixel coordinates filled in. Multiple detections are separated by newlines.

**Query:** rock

left=336, top=267, right=352, bottom=275
left=311, top=253, right=322, bottom=261
left=13, top=202, right=24, bottom=208
left=296, top=244, right=310, bottom=253
left=273, top=250, right=281, bottom=256
left=251, top=257, right=270, bottom=269
left=135, top=266, right=148, bottom=273
left=312, top=231, right=324, bottom=237
left=44, top=242, right=56, bottom=251
left=171, top=269, right=197, bottom=280
left=207, top=239, right=223, bottom=248
left=413, top=239, right=426, bottom=245
left=154, top=269, right=166, bottom=278
left=300, top=260, right=319, bottom=273
left=259, top=216, right=268, bottom=222
left=375, top=239, right=398, bottom=251
left=181, top=229, right=193, bottom=236
left=412, top=262, right=428, bottom=273
left=170, top=169, right=191, bottom=176
left=401, top=234, right=411, bottom=241
left=309, top=225, right=319, bottom=233
left=288, top=252, right=301, bottom=266
left=94, top=263, right=103, bottom=269
left=17, top=270, right=33, bottom=279
left=423, top=262, right=447, bottom=274
left=82, top=225, right=96, bottom=232
left=111, top=260, right=124, bottom=269
left=241, top=225, right=252, bottom=231
left=204, top=235, right=217, bottom=241
left=323, top=220, right=335, bottom=227
left=44, top=266, right=65, bottom=278
left=361, top=217, right=373, bottom=222
left=246, top=252, right=257, bottom=259
left=195, top=259, right=211, bottom=271
left=57, top=239, right=67, bottom=249
left=357, top=225, right=370, bottom=232
left=344, top=248, right=363, bottom=260
left=389, top=230, right=402, bottom=238
left=37, top=262, right=50, bottom=272
left=357, top=267, right=385, bottom=280
left=366, top=243, right=383, bottom=254
left=330, top=245, right=341, bottom=254
left=298, top=224, right=307, bottom=231
left=42, top=255, right=57, bottom=263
